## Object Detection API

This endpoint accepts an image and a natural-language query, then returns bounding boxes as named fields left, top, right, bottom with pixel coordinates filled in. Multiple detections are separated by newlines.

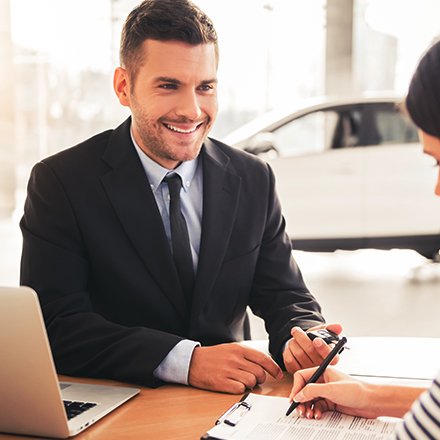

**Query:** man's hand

left=188, top=343, right=283, bottom=394
left=283, top=323, right=343, bottom=374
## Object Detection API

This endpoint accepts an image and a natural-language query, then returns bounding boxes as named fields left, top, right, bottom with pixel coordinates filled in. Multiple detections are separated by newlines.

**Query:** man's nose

left=175, top=90, right=203, bottom=120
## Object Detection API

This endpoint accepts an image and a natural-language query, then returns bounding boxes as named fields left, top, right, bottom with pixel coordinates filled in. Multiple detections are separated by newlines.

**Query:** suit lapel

left=99, top=119, right=187, bottom=320
left=192, top=139, right=241, bottom=317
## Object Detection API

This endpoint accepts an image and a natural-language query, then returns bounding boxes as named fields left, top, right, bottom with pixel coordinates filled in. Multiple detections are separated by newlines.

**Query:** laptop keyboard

left=63, top=400, right=97, bottom=420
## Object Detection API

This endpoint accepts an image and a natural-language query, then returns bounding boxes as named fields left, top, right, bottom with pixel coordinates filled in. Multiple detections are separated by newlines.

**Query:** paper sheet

left=204, top=393, right=400, bottom=440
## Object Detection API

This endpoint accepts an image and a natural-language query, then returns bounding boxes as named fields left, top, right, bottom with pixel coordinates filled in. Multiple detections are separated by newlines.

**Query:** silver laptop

left=0, top=286, right=140, bottom=438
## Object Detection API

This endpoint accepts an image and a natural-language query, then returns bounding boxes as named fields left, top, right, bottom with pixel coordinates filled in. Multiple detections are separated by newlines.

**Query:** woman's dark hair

left=406, top=39, right=440, bottom=138
left=120, top=0, right=218, bottom=80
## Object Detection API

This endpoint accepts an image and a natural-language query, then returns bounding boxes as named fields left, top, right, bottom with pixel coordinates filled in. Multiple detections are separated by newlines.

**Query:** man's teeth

left=165, top=124, right=198, bottom=134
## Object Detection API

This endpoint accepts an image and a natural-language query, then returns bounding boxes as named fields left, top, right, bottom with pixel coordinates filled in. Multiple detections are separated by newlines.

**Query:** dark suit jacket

left=20, top=117, right=324, bottom=387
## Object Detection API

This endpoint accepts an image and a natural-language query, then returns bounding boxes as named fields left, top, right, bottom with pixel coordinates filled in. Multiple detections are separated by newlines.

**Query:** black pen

left=285, top=336, right=347, bottom=416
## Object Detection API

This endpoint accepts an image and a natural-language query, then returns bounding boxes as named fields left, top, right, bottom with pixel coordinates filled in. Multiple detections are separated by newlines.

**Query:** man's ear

left=113, top=67, right=131, bottom=107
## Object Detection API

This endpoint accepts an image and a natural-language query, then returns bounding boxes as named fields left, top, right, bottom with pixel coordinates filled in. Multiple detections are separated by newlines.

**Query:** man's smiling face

left=114, top=39, right=218, bottom=169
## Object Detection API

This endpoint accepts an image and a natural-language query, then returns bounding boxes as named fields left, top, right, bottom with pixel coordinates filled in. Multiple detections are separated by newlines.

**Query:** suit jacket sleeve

left=248, top=162, right=325, bottom=364
left=20, top=161, right=183, bottom=387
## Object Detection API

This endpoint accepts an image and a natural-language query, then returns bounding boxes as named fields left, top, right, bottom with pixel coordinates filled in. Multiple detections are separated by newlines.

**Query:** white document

left=204, top=393, right=400, bottom=440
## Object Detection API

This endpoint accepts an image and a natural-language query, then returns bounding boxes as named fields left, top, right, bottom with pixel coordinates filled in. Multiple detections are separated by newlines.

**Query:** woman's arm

left=289, top=366, right=426, bottom=419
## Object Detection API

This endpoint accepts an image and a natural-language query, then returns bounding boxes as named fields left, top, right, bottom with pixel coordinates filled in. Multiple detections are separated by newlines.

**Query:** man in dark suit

left=20, top=0, right=341, bottom=393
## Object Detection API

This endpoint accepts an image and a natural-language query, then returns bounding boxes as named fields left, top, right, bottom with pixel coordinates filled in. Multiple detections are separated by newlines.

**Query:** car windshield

left=270, top=102, right=419, bottom=157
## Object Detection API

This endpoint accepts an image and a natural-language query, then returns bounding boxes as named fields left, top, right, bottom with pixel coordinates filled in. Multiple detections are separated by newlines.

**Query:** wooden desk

left=0, top=375, right=291, bottom=440
left=1, top=337, right=438, bottom=439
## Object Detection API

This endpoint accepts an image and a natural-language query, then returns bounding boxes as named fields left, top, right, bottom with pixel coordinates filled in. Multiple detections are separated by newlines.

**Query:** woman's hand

left=289, top=366, right=424, bottom=420
left=289, top=366, right=379, bottom=419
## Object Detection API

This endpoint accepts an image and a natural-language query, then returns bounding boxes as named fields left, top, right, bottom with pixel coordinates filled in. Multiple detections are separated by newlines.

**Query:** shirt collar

left=130, top=125, right=199, bottom=193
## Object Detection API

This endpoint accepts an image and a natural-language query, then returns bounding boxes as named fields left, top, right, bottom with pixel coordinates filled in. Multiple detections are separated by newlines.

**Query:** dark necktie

left=164, top=174, right=194, bottom=306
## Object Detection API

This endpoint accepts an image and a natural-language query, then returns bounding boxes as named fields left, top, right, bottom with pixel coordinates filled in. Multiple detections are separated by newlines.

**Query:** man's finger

left=243, top=348, right=283, bottom=379
left=231, top=369, right=259, bottom=390
left=291, top=327, right=323, bottom=366
left=223, top=378, right=248, bottom=394
left=286, top=338, right=315, bottom=368
left=284, top=347, right=302, bottom=373
left=238, top=359, right=267, bottom=385
left=325, top=323, right=343, bottom=335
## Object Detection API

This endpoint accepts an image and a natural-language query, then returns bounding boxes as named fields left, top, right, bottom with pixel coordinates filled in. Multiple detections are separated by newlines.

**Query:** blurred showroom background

left=1, top=0, right=440, bottom=339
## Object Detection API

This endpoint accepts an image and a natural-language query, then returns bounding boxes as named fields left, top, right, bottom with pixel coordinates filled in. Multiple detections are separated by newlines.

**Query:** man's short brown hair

left=120, top=0, right=218, bottom=80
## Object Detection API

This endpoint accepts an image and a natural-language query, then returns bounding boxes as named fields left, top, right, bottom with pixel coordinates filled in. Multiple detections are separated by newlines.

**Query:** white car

left=223, top=96, right=440, bottom=259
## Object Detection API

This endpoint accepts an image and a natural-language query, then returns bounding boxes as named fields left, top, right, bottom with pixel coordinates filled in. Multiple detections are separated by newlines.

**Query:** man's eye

left=159, top=84, right=177, bottom=90
left=198, top=84, right=214, bottom=92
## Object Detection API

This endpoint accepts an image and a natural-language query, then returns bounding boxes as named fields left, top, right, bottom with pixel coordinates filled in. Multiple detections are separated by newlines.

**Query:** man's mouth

left=163, top=122, right=203, bottom=134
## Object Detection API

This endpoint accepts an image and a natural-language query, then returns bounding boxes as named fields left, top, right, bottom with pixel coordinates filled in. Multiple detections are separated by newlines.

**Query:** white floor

left=2, top=217, right=440, bottom=340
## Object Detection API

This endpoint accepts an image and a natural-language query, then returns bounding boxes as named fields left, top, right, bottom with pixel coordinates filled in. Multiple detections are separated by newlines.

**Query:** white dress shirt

left=131, top=128, right=202, bottom=385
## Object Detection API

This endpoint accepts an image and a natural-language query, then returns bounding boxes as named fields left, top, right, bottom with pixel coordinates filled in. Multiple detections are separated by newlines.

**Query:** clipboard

left=201, top=392, right=400, bottom=440
left=200, top=392, right=251, bottom=440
